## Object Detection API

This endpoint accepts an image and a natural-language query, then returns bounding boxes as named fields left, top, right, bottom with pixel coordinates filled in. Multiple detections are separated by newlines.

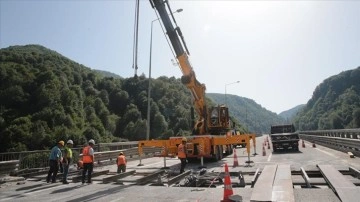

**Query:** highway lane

left=0, top=135, right=359, bottom=202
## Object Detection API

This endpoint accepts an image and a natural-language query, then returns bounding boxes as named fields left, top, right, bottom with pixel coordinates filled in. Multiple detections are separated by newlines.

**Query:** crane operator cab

left=208, top=105, right=230, bottom=134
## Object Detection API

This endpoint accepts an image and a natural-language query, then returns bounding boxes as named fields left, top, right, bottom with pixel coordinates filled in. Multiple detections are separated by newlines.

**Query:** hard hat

left=119, top=152, right=123, bottom=155
left=67, top=140, right=73, bottom=144
left=58, top=141, right=65, bottom=146
left=182, top=137, right=187, bottom=142
left=88, top=139, right=95, bottom=145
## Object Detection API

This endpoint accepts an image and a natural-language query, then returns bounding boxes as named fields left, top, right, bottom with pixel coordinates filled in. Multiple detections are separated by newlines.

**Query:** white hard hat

left=67, top=140, right=73, bottom=144
left=88, top=139, right=95, bottom=145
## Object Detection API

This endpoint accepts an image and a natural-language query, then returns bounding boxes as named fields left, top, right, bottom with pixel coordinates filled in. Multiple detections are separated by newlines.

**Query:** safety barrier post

left=138, top=146, right=144, bottom=166
left=252, top=134, right=257, bottom=156
left=198, top=156, right=206, bottom=169
left=161, top=156, right=169, bottom=169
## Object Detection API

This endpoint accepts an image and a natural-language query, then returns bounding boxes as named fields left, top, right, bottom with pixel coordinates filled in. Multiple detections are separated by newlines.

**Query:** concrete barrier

left=0, top=160, right=19, bottom=176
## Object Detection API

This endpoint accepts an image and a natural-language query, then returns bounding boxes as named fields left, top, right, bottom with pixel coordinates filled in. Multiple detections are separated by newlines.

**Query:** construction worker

left=116, top=152, right=127, bottom=173
left=62, top=139, right=73, bottom=184
left=82, top=139, right=95, bottom=184
left=177, top=137, right=187, bottom=173
left=46, top=140, right=64, bottom=183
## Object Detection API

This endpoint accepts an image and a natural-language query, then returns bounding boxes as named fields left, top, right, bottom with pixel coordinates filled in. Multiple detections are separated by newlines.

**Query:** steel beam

left=102, top=170, right=136, bottom=183
left=300, top=167, right=311, bottom=188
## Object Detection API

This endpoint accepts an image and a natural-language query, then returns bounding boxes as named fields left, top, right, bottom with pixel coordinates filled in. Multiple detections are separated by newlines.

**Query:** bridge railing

left=0, top=141, right=160, bottom=171
left=299, top=128, right=360, bottom=156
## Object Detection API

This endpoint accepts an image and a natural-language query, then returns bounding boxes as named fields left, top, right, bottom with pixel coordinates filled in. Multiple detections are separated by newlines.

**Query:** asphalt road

left=1, top=135, right=359, bottom=202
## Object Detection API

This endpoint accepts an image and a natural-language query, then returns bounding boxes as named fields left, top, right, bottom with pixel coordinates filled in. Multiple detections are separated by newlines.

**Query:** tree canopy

left=0, top=45, right=247, bottom=152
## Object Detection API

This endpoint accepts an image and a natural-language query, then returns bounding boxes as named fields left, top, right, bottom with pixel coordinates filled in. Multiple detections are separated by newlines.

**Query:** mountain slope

left=294, top=67, right=360, bottom=130
left=207, top=93, right=286, bottom=133
left=279, top=104, right=305, bottom=121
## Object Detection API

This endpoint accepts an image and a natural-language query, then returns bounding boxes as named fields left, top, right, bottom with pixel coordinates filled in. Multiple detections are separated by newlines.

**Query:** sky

left=1, top=0, right=359, bottom=114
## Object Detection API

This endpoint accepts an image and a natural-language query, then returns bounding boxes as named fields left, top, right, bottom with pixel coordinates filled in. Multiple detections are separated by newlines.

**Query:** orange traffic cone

left=302, top=140, right=305, bottom=148
left=221, top=163, right=233, bottom=202
left=262, top=146, right=266, bottom=156
left=233, top=148, right=239, bottom=167
left=312, top=142, right=316, bottom=148
left=267, top=142, right=270, bottom=150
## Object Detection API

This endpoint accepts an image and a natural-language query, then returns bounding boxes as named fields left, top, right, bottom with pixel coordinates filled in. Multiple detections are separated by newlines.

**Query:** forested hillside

left=0, top=45, right=248, bottom=152
left=207, top=93, right=286, bottom=133
left=294, top=67, right=360, bottom=130
left=279, top=104, right=305, bottom=121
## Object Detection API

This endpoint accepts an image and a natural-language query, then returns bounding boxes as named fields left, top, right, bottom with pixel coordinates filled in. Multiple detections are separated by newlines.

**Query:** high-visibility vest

left=117, top=155, right=126, bottom=166
left=178, top=144, right=186, bottom=159
left=82, top=146, right=93, bottom=163
left=64, top=147, right=73, bottom=159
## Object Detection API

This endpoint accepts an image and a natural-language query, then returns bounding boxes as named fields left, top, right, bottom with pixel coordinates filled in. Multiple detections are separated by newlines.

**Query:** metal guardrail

left=0, top=142, right=140, bottom=170
left=299, top=128, right=360, bottom=156
left=300, top=128, right=360, bottom=139
left=93, top=147, right=162, bottom=164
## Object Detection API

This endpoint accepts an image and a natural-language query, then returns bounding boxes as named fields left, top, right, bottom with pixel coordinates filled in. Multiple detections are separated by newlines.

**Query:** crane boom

left=150, top=0, right=207, bottom=134
left=138, top=0, right=256, bottom=163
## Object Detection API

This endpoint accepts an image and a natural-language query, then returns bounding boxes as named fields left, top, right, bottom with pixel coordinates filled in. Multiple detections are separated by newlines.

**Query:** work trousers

left=117, top=164, right=126, bottom=173
left=82, top=162, right=93, bottom=183
left=46, top=160, right=59, bottom=183
left=180, top=158, right=187, bottom=173
left=62, top=158, right=71, bottom=182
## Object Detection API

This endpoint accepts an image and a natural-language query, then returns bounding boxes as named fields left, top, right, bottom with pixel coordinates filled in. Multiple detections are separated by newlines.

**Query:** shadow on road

left=51, top=184, right=85, bottom=194
left=271, top=150, right=303, bottom=155
left=65, top=184, right=133, bottom=202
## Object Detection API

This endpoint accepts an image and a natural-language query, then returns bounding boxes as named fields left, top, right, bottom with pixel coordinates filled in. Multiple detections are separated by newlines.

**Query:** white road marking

left=315, top=148, right=338, bottom=158
left=109, top=197, right=125, bottom=202
left=267, top=153, right=272, bottom=162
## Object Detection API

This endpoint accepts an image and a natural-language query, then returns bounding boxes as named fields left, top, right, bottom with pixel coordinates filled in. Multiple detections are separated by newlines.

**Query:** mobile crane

left=138, top=0, right=256, bottom=161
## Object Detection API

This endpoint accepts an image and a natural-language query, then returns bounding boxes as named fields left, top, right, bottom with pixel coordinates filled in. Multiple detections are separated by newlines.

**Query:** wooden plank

left=272, top=164, right=295, bottom=202
left=318, top=164, right=360, bottom=202
left=250, top=165, right=277, bottom=202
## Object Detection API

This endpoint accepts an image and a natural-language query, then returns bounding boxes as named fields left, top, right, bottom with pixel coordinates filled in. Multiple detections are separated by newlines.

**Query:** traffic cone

left=267, top=142, right=270, bottom=149
left=312, top=142, right=316, bottom=148
left=262, top=146, right=266, bottom=156
left=302, top=140, right=305, bottom=148
left=233, top=148, right=239, bottom=167
left=221, top=163, right=233, bottom=202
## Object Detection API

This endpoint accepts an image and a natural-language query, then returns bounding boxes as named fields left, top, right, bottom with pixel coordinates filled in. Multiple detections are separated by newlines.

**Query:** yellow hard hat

left=58, top=141, right=64, bottom=146
left=182, top=137, right=187, bottom=142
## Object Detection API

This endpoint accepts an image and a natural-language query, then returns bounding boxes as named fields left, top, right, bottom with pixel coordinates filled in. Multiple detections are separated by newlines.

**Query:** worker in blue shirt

left=46, top=140, right=64, bottom=183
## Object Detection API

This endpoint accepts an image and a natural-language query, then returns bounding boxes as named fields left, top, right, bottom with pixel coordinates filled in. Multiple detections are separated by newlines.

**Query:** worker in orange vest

left=177, top=137, right=187, bottom=173
left=81, top=139, right=95, bottom=184
left=116, top=152, right=127, bottom=173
